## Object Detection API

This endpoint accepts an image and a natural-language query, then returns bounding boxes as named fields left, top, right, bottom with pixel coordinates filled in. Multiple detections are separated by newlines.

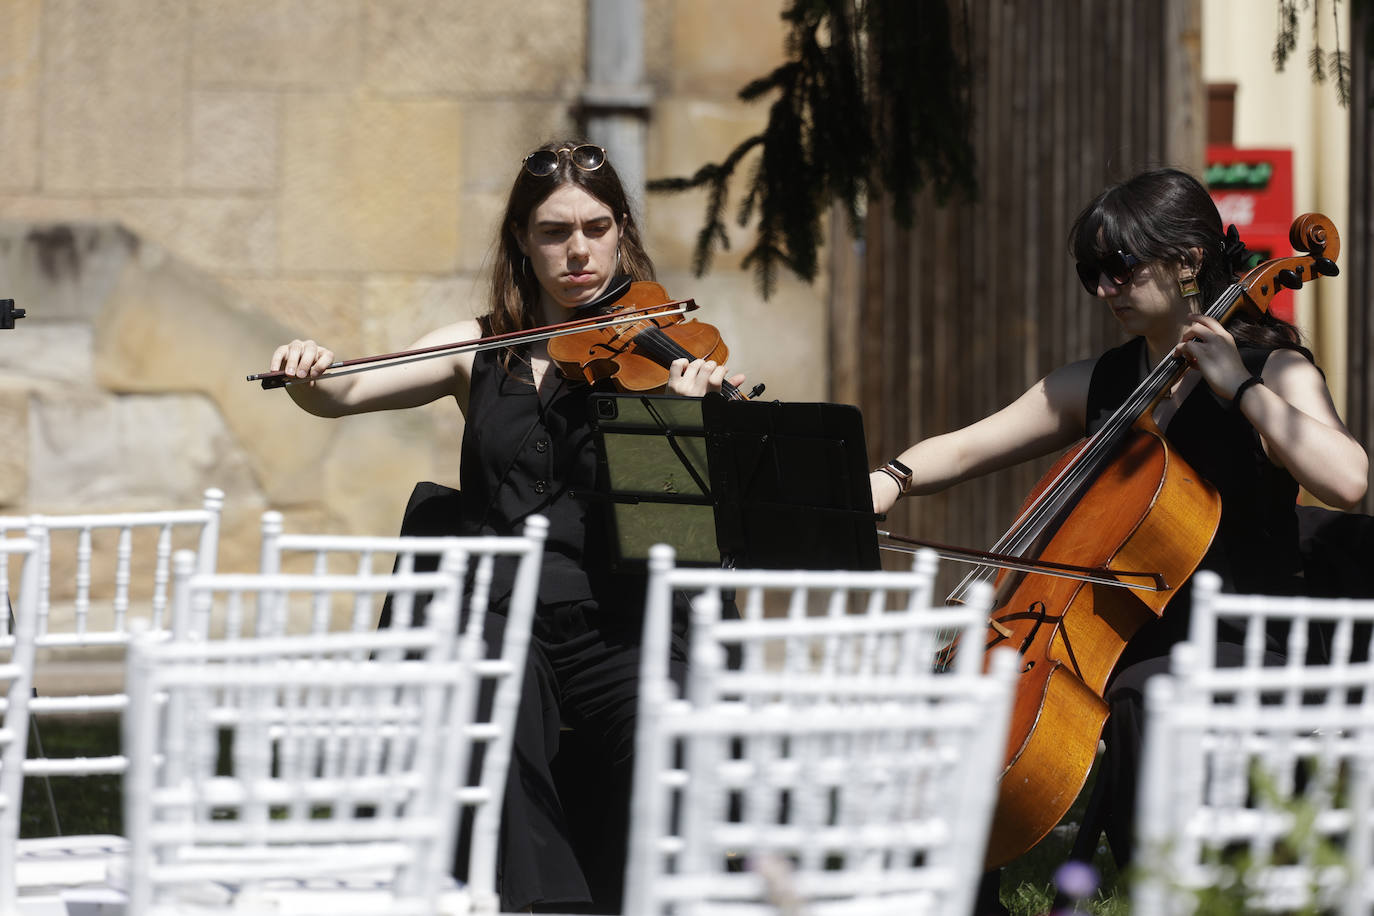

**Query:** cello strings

left=944, top=284, right=1244, bottom=605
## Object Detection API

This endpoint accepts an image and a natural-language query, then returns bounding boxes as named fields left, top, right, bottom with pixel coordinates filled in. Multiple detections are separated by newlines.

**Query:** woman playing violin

left=870, top=168, right=1367, bottom=897
left=270, top=140, right=747, bottom=913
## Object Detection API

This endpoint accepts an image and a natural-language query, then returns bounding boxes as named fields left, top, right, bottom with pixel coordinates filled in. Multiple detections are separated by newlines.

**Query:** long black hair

left=1069, top=167, right=1304, bottom=353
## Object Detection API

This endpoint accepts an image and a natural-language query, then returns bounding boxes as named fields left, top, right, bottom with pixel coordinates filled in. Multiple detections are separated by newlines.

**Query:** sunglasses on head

left=1075, top=250, right=1141, bottom=294
left=522, top=144, right=607, bottom=177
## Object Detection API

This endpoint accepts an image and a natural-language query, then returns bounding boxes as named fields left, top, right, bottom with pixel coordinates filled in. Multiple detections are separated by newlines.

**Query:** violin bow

left=247, top=299, right=698, bottom=389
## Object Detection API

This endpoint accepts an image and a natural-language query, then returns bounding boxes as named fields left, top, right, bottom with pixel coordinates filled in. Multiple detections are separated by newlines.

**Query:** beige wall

left=0, top=0, right=824, bottom=562
left=1202, top=0, right=1352, bottom=407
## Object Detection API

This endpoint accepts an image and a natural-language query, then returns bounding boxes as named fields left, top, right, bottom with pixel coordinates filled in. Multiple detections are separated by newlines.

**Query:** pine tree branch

left=645, top=0, right=977, bottom=298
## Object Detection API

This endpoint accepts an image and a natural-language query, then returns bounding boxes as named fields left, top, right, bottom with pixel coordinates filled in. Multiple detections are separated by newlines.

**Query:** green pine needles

left=647, top=0, right=978, bottom=298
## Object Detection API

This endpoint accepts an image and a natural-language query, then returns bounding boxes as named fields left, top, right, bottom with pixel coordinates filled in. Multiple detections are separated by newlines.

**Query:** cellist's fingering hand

left=1173, top=316, right=1250, bottom=399
left=271, top=339, right=336, bottom=380
left=667, top=357, right=747, bottom=397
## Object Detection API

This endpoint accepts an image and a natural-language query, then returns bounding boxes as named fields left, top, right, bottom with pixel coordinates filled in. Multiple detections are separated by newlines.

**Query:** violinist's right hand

left=271, top=339, right=335, bottom=381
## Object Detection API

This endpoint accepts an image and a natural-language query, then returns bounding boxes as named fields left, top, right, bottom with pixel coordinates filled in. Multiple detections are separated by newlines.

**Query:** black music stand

left=590, top=393, right=880, bottom=571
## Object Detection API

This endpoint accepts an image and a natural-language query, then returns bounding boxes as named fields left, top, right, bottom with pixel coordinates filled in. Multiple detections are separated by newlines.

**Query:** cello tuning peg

left=1313, top=257, right=1340, bottom=277
left=1275, top=269, right=1303, bottom=290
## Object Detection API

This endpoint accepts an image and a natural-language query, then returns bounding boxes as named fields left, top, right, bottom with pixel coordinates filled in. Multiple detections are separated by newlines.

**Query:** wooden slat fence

left=830, top=0, right=1204, bottom=594
left=1349, top=1, right=1374, bottom=515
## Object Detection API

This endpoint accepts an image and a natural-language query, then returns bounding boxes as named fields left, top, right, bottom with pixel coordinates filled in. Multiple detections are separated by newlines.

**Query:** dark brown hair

left=488, top=140, right=655, bottom=340
left=1069, top=167, right=1303, bottom=353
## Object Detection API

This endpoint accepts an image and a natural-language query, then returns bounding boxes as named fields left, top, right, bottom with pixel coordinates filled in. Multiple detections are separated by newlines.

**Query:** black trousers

left=493, top=596, right=690, bottom=913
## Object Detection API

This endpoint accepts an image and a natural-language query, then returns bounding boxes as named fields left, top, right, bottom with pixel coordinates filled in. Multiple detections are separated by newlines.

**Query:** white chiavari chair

left=243, top=511, right=550, bottom=913
left=117, top=562, right=473, bottom=915
left=1134, top=571, right=1374, bottom=915
left=623, top=545, right=1017, bottom=916
left=0, top=537, right=57, bottom=913
left=0, top=489, right=225, bottom=783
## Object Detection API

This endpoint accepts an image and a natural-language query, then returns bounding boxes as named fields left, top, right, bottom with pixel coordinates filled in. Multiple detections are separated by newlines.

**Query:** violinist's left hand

left=667, top=357, right=747, bottom=397
left=1173, top=316, right=1252, bottom=400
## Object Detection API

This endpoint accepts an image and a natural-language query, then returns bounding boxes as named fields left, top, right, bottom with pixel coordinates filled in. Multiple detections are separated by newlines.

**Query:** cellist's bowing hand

left=271, top=339, right=336, bottom=381
left=870, top=470, right=902, bottom=515
left=667, top=357, right=747, bottom=397
left=1173, top=316, right=1251, bottom=400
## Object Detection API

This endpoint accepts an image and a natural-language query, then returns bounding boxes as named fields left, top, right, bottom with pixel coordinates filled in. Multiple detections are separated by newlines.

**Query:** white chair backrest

left=624, top=545, right=1018, bottom=916
left=1189, top=569, right=1374, bottom=677
left=0, top=538, right=42, bottom=910
left=0, top=489, right=224, bottom=780
left=1135, top=641, right=1374, bottom=916
left=2, top=488, right=224, bottom=644
left=122, top=571, right=469, bottom=916
left=222, top=510, right=549, bottom=911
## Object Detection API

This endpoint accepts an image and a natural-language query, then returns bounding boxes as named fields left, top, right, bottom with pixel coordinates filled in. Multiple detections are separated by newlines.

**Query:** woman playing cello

left=269, top=140, right=747, bottom=913
left=869, top=168, right=1367, bottom=906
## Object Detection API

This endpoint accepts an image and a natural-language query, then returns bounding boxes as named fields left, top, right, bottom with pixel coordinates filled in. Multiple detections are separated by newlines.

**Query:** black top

left=458, top=340, right=610, bottom=606
left=1085, top=336, right=1305, bottom=656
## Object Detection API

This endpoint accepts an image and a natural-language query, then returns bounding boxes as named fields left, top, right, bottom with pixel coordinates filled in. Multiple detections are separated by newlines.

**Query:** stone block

left=216, top=276, right=367, bottom=358
left=280, top=93, right=462, bottom=273
left=190, top=0, right=361, bottom=87
left=0, top=0, right=42, bottom=191
left=669, top=0, right=788, bottom=97
left=42, top=0, right=189, bottom=191
left=361, top=275, right=485, bottom=357
left=92, top=237, right=338, bottom=505
left=188, top=90, right=280, bottom=191
left=0, top=323, right=96, bottom=387
left=0, top=386, right=28, bottom=507
left=0, top=222, right=139, bottom=323
left=362, top=0, right=582, bottom=95
left=319, top=405, right=459, bottom=536
left=644, top=99, right=776, bottom=271
left=28, top=389, right=259, bottom=510
left=653, top=266, right=827, bottom=404
left=100, top=198, right=276, bottom=273
left=457, top=100, right=579, bottom=195
left=0, top=197, right=103, bottom=225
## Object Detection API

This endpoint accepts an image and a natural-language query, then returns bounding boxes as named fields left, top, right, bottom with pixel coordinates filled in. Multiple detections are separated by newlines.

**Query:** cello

left=926, top=213, right=1342, bottom=868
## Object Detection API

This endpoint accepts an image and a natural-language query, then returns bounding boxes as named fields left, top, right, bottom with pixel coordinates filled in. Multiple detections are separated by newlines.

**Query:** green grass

left=998, top=763, right=1130, bottom=915
left=21, top=713, right=123, bottom=838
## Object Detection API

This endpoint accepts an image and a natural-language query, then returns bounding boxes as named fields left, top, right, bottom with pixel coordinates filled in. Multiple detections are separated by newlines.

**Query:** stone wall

left=0, top=0, right=826, bottom=573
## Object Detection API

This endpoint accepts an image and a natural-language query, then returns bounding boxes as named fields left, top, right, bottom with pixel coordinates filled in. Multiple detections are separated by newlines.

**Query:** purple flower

left=1054, top=860, right=1100, bottom=900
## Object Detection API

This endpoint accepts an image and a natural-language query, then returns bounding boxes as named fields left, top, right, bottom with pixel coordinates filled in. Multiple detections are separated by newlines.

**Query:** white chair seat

left=59, top=869, right=475, bottom=916
left=15, top=834, right=127, bottom=892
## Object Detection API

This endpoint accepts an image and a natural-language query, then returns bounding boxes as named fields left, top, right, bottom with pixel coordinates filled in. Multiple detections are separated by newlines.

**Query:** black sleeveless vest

left=458, top=342, right=609, bottom=606
left=1086, top=337, right=1304, bottom=654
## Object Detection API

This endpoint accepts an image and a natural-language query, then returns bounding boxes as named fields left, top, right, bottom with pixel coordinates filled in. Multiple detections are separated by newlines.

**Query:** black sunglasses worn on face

left=1075, top=250, right=1141, bottom=294
left=522, top=145, right=607, bottom=177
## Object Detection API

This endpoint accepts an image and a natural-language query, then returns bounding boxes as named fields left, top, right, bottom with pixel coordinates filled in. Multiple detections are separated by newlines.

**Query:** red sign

left=1204, top=146, right=1294, bottom=321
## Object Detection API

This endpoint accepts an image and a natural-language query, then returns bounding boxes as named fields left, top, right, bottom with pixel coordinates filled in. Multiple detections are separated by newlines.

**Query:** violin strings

left=611, top=318, right=744, bottom=400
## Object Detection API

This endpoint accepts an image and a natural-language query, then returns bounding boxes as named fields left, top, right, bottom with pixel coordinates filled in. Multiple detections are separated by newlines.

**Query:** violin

left=248, top=278, right=761, bottom=397
left=883, top=214, right=1342, bottom=868
left=547, top=280, right=761, bottom=400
